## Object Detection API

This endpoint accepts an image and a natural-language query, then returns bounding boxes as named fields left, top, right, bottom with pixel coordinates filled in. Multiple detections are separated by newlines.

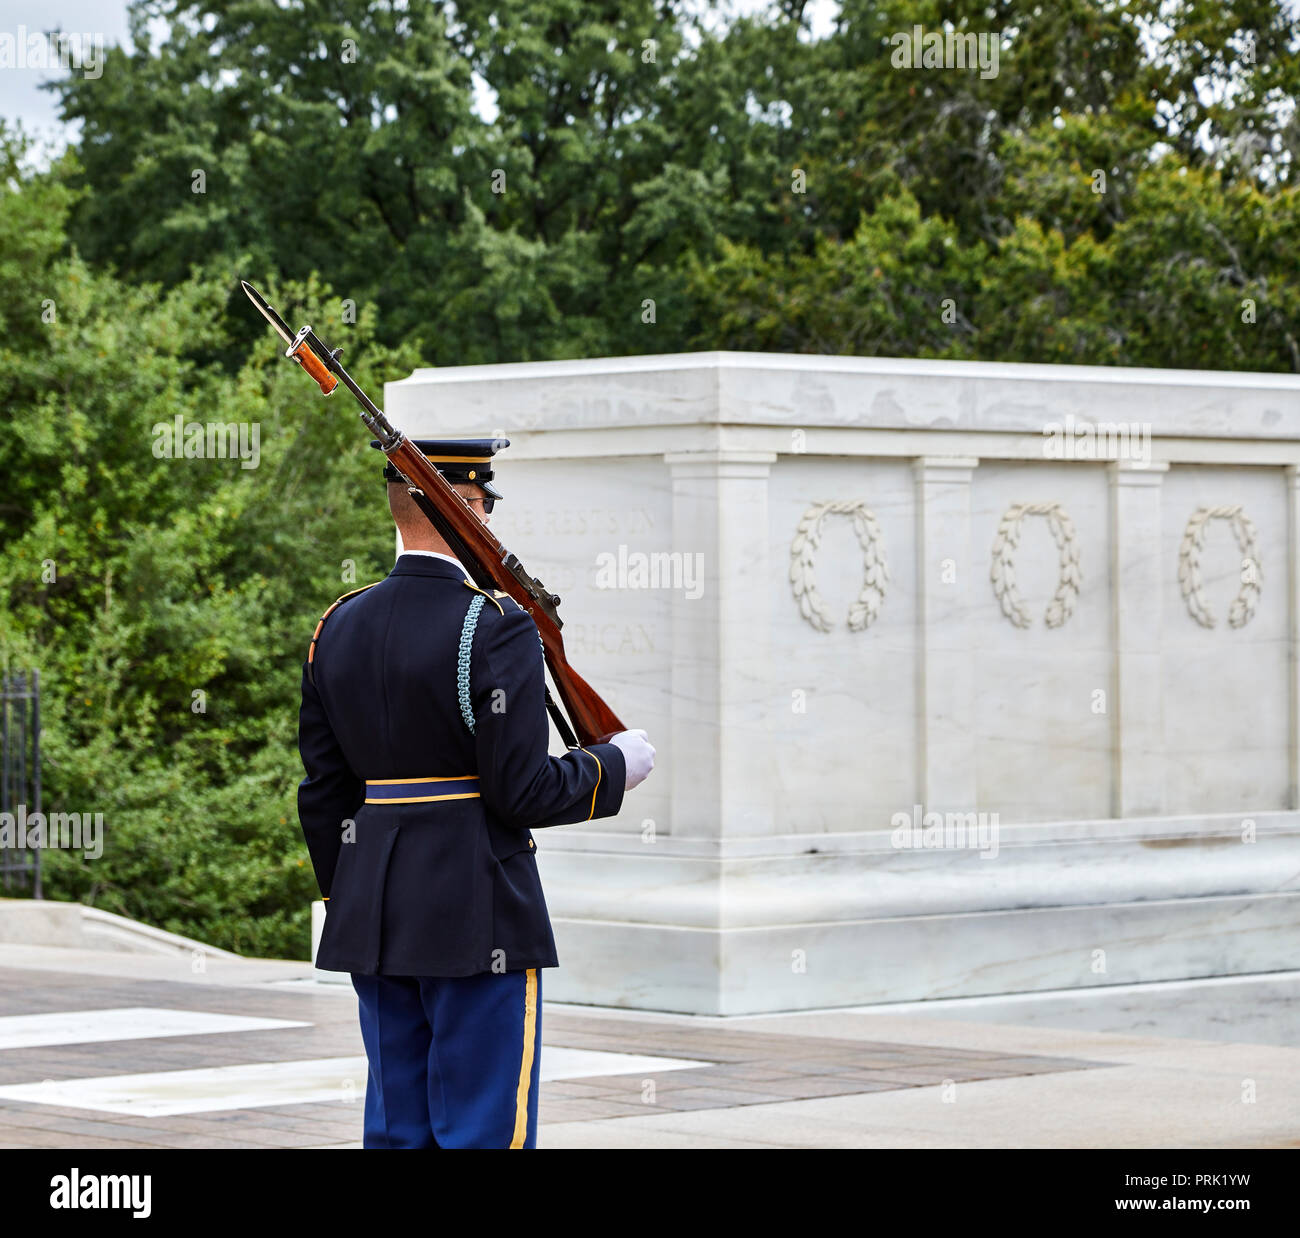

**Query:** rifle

left=241, top=280, right=626, bottom=748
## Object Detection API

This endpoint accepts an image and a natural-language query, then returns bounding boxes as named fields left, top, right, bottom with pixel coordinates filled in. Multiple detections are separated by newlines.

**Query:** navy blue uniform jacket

left=297, top=553, right=627, bottom=976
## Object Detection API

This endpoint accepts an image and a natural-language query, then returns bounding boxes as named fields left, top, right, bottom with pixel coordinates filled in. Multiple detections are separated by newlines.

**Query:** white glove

left=609, top=729, right=655, bottom=792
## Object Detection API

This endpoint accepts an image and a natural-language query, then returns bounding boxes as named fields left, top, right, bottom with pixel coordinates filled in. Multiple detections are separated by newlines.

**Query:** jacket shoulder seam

left=307, top=580, right=382, bottom=681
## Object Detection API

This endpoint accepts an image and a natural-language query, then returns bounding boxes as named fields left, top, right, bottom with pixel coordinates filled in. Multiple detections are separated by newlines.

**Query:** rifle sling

left=544, top=686, right=581, bottom=751
left=405, top=486, right=496, bottom=591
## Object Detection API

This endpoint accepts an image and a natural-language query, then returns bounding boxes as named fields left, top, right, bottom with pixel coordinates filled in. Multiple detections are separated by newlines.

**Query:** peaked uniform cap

left=370, top=437, right=510, bottom=499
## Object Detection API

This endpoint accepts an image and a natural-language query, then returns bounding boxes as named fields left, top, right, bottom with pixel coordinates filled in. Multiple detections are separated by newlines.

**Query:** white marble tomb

left=312, top=352, right=1300, bottom=1015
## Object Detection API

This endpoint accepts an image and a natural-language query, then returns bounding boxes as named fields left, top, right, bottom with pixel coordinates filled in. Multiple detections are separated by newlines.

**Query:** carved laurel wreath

left=990, top=501, right=1082, bottom=629
left=1177, top=505, right=1261, bottom=629
left=790, top=500, right=889, bottom=633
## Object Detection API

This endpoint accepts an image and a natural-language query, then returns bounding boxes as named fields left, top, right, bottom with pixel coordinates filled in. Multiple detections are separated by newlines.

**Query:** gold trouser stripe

left=363, top=792, right=481, bottom=804
left=509, top=968, right=539, bottom=1149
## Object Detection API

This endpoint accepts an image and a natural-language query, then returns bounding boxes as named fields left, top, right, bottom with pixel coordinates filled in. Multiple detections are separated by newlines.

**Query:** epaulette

left=307, top=581, right=381, bottom=683
left=470, top=583, right=540, bottom=652
left=460, top=578, right=507, bottom=615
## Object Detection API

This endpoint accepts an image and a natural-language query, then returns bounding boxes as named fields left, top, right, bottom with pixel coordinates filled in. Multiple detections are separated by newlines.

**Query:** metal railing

left=0, top=670, right=41, bottom=897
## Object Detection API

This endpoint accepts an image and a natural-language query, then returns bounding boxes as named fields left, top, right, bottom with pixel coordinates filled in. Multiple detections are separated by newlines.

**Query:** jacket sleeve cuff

left=584, top=742, right=626, bottom=819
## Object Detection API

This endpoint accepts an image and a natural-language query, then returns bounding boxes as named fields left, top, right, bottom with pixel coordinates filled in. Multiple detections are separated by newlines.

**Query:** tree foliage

left=0, top=129, right=415, bottom=954
left=44, top=0, right=1300, bottom=371
left=1, top=1, right=1296, bottom=957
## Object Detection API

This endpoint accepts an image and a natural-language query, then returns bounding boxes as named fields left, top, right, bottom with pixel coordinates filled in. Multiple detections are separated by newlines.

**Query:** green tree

left=0, top=130, right=416, bottom=955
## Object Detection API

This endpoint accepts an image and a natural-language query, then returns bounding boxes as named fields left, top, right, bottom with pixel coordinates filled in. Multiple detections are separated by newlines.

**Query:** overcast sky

left=0, top=0, right=135, bottom=154
left=3, top=0, right=1295, bottom=166
left=0, top=0, right=843, bottom=164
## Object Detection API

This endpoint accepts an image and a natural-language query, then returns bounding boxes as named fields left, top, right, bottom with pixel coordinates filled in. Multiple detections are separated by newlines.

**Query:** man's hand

left=609, top=729, right=655, bottom=791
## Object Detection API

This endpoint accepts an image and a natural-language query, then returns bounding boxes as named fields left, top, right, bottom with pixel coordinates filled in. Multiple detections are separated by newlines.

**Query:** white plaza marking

left=0, top=1007, right=309, bottom=1051
left=541, top=1047, right=711, bottom=1081
left=0, top=1057, right=370, bottom=1116
left=0, top=1047, right=712, bottom=1116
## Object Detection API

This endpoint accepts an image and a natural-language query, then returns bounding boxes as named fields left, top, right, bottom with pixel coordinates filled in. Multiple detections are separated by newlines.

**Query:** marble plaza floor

left=0, top=944, right=1295, bottom=1149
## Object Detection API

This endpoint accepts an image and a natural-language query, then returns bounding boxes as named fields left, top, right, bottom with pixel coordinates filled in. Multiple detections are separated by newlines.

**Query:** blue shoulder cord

left=458, top=591, right=555, bottom=739
left=457, top=593, right=487, bottom=732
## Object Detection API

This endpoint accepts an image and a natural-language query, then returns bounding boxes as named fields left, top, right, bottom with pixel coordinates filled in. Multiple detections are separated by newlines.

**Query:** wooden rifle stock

left=239, top=281, right=626, bottom=748
left=538, top=647, right=627, bottom=748
left=385, top=440, right=626, bottom=746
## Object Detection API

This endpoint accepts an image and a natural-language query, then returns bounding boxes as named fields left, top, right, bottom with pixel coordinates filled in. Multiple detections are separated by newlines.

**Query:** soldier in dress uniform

left=297, top=438, right=655, bottom=1148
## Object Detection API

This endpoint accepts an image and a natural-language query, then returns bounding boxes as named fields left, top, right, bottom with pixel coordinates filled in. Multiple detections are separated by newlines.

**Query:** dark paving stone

left=0, top=962, right=1114, bottom=1144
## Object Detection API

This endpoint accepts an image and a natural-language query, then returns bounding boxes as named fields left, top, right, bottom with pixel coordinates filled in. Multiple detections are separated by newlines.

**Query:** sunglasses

left=466, top=493, right=496, bottom=514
